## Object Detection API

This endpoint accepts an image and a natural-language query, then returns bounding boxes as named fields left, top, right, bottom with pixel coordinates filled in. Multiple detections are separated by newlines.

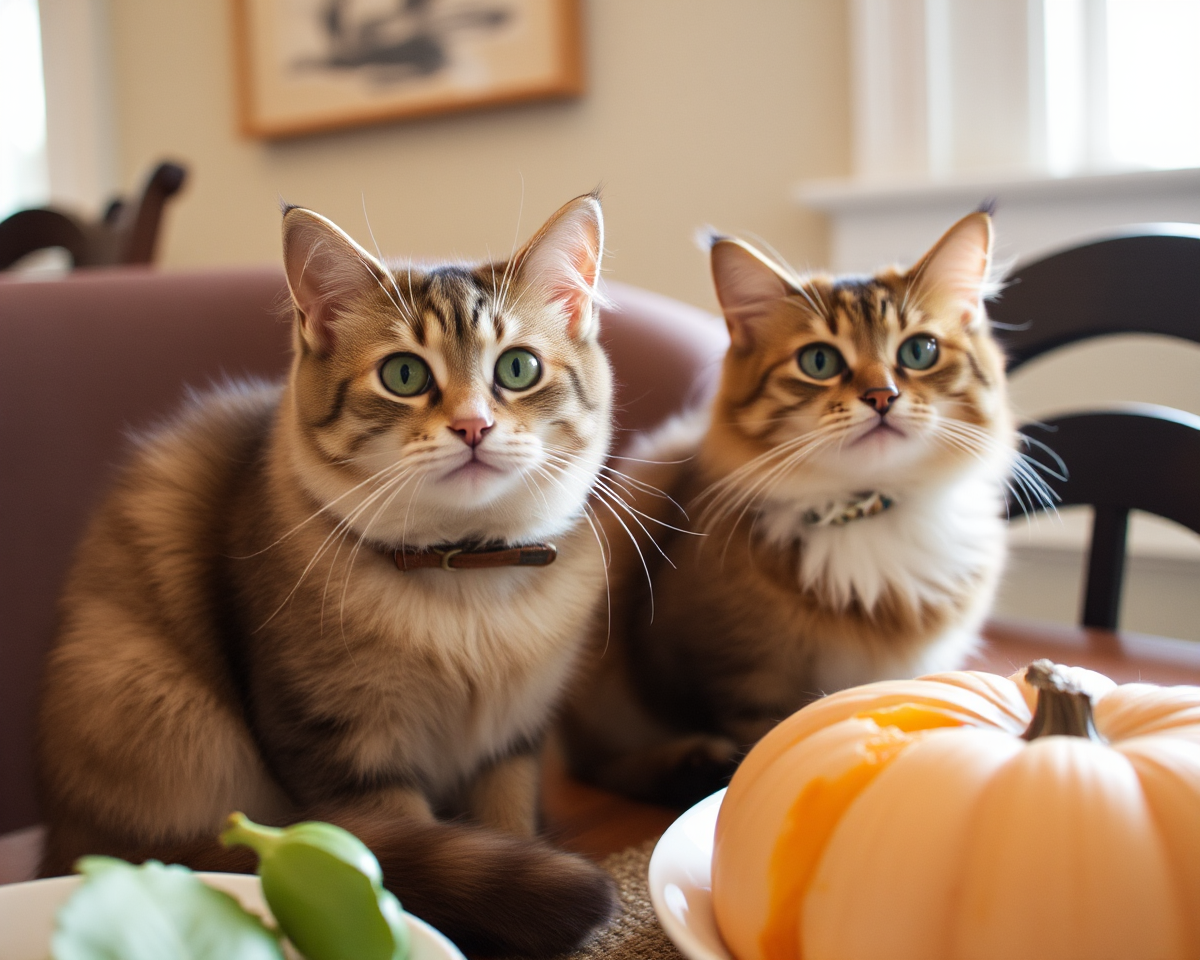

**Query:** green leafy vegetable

left=221, top=813, right=409, bottom=960
left=52, top=856, right=284, bottom=960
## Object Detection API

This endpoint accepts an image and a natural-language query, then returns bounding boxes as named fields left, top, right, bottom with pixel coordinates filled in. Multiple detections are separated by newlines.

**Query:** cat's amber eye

left=379, top=353, right=432, bottom=397
left=495, top=348, right=541, bottom=391
left=797, top=343, right=846, bottom=381
left=898, top=335, right=939, bottom=371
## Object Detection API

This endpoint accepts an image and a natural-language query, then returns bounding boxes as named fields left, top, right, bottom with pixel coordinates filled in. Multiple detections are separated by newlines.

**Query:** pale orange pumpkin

left=712, top=661, right=1200, bottom=960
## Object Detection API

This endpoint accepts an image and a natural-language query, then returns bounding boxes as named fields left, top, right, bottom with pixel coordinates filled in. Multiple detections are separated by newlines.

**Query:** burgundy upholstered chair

left=0, top=267, right=728, bottom=881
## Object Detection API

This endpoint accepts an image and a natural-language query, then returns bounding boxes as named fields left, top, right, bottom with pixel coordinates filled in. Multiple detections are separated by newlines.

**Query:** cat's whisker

left=590, top=476, right=699, bottom=541
left=316, top=465, right=416, bottom=620
left=1017, top=432, right=1069, bottom=481
left=516, top=472, right=548, bottom=522
left=535, top=455, right=665, bottom=613
left=937, top=418, right=1054, bottom=503
left=580, top=504, right=614, bottom=651
left=335, top=466, right=424, bottom=650
left=398, top=474, right=428, bottom=556
left=696, top=432, right=815, bottom=507
left=497, top=179, right=526, bottom=315
left=255, top=464, right=405, bottom=635
left=523, top=465, right=614, bottom=640
left=713, top=431, right=842, bottom=565
left=605, top=452, right=694, bottom=466
left=542, top=456, right=680, bottom=563
left=232, top=456, right=417, bottom=559
left=929, top=429, right=1032, bottom=519
left=542, top=451, right=699, bottom=539
left=701, top=429, right=841, bottom=544
left=532, top=464, right=615, bottom=619
left=696, top=429, right=834, bottom=526
left=358, top=202, right=420, bottom=330
left=543, top=443, right=691, bottom=516
left=587, top=489, right=660, bottom=621
left=716, top=430, right=840, bottom=537
left=932, top=419, right=1059, bottom=519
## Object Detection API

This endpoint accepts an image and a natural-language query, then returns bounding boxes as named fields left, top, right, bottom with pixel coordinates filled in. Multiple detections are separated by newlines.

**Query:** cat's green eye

left=495, top=348, right=542, bottom=391
left=379, top=353, right=432, bottom=397
left=898, top=335, right=939, bottom=370
left=797, top=343, right=845, bottom=381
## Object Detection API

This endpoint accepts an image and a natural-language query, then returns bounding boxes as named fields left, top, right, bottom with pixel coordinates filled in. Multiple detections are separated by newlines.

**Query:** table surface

left=541, top=617, right=1200, bottom=861
left=2, top=619, right=1198, bottom=885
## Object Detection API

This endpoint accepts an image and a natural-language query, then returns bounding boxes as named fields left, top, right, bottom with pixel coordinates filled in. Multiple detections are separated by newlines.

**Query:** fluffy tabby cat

left=563, top=211, right=1017, bottom=805
left=37, top=194, right=618, bottom=955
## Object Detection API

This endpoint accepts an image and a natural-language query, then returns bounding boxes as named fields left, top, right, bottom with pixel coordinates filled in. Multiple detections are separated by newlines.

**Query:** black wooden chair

left=0, top=160, right=187, bottom=270
left=991, top=225, right=1200, bottom=630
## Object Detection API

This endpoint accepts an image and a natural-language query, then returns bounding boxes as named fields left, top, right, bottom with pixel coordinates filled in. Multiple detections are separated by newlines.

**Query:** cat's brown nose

left=860, top=387, right=899, bottom=414
left=450, top=417, right=494, bottom=448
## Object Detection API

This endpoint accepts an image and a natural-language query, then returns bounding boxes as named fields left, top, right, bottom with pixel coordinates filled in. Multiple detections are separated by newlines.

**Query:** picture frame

left=231, top=0, right=584, bottom=139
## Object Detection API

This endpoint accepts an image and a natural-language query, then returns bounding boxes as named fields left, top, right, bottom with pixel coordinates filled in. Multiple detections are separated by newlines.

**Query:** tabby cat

left=562, top=211, right=1015, bottom=805
left=37, top=194, right=617, bottom=955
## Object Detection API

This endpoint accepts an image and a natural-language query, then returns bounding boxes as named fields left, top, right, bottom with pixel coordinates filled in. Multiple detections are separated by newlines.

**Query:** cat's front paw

left=658, top=734, right=741, bottom=807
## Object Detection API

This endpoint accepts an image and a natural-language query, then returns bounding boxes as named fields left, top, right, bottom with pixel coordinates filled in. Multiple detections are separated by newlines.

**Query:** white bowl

left=647, top=789, right=733, bottom=960
left=0, top=871, right=466, bottom=960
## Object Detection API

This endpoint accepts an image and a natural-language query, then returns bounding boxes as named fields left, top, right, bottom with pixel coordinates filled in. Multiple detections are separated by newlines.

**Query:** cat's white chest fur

left=759, top=469, right=1007, bottom=609
left=755, top=468, right=1007, bottom=684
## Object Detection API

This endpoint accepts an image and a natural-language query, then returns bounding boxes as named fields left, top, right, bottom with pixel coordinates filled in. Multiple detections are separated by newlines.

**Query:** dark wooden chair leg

left=1082, top=505, right=1129, bottom=630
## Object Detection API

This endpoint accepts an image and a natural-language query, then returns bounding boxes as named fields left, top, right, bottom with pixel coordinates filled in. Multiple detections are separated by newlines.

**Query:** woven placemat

left=551, top=840, right=685, bottom=960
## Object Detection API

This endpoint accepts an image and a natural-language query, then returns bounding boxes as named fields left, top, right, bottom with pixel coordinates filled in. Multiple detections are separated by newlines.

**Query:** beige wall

left=106, top=0, right=850, bottom=311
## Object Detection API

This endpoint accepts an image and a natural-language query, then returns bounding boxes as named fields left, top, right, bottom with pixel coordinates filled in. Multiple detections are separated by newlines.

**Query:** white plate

left=0, top=871, right=466, bottom=960
left=647, top=789, right=733, bottom=960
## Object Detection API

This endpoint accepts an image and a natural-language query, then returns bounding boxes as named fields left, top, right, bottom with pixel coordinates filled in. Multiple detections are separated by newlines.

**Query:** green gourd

left=221, top=813, right=410, bottom=960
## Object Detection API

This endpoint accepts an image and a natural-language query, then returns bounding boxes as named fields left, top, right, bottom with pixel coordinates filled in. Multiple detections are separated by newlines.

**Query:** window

left=1047, top=0, right=1200, bottom=174
left=852, top=0, right=1200, bottom=182
left=0, top=0, right=49, bottom=218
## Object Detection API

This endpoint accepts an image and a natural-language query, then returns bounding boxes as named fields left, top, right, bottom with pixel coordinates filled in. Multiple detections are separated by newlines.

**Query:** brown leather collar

left=392, top=543, right=557, bottom=572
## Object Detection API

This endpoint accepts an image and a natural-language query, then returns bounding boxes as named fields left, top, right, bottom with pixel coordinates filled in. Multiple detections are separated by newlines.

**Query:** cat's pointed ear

left=282, top=206, right=386, bottom=356
left=512, top=193, right=604, bottom=339
left=906, top=211, right=993, bottom=328
left=709, top=237, right=795, bottom=352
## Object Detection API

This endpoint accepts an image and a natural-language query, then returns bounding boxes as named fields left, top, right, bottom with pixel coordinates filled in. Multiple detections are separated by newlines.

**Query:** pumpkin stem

left=1021, top=659, right=1104, bottom=741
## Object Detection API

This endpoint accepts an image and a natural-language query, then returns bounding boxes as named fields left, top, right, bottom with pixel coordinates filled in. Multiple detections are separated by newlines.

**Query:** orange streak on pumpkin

left=760, top=709, right=966, bottom=960
left=856, top=703, right=972, bottom=733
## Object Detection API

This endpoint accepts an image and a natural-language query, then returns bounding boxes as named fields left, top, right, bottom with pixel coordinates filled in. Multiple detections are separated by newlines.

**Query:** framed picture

left=232, top=0, right=584, bottom=138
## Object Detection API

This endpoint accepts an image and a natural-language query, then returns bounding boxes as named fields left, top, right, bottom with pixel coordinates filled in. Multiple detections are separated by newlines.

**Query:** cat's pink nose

left=860, top=387, right=899, bottom=414
left=449, top=417, right=493, bottom=448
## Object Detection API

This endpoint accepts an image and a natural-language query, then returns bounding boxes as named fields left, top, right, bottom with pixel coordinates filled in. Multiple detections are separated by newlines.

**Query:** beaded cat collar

left=801, top=491, right=894, bottom=527
left=392, top=542, right=558, bottom=572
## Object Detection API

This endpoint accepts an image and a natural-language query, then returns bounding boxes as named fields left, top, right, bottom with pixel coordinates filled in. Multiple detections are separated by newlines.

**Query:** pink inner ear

left=910, top=215, right=992, bottom=323
left=557, top=245, right=600, bottom=334
left=711, top=240, right=793, bottom=351
left=296, top=282, right=341, bottom=354
left=284, top=214, right=385, bottom=356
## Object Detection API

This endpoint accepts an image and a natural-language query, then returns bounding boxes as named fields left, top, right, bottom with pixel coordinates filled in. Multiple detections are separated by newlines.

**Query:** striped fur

left=37, top=195, right=617, bottom=955
left=563, top=212, right=1017, bottom=805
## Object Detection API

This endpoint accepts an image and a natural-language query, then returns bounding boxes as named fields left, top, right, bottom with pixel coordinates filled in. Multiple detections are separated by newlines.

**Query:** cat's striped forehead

left=797, top=273, right=915, bottom=346
left=393, top=264, right=512, bottom=351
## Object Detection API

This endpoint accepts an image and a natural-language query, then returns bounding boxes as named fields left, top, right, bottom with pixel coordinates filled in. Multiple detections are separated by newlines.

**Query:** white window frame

left=37, top=0, right=118, bottom=214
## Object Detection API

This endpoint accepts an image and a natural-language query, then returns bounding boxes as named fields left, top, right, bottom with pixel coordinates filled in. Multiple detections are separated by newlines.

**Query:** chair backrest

left=0, top=269, right=726, bottom=836
left=1019, top=405, right=1200, bottom=630
left=0, top=161, right=187, bottom=270
left=990, top=225, right=1200, bottom=630
left=993, top=225, right=1200, bottom=370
